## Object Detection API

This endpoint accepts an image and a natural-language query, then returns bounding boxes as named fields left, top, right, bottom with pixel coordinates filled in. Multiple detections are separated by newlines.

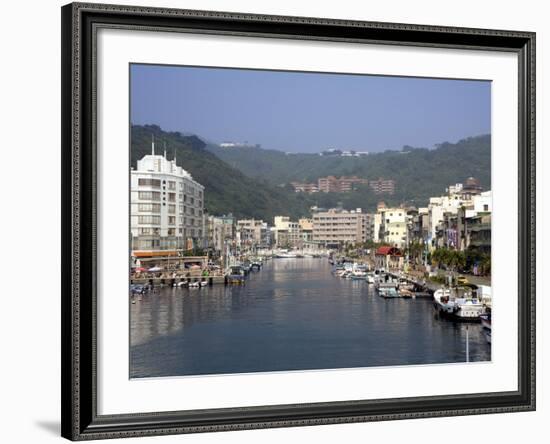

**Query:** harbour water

left=130, top=258, right=491, bottom=378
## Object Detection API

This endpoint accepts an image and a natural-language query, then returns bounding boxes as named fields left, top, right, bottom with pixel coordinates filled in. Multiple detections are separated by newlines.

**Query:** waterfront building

left=432, top=189, right=492, bottom=251
left=298, top=218, right=315, bottom=247
left=377, top=206, right=408, bottom=248
left=273, top=216, right=302, bottom=248
left=237, top=219, right=269, bottom=247
left=369, top=178, right=396, bottom=195
left=427, top=179, right=482, bottom=246
left=312, top=208, right=367, bottom=247
left=372, top=202, right=386, bottom=243
left=365, top=213, right=376, bottom=242
left=130, top=139, right=204, bottom=251
left=374, top=246, right=404, bottom=270
left=207, top=214, right=236, bottom=255
left=466, top=213, right=492, bottom=254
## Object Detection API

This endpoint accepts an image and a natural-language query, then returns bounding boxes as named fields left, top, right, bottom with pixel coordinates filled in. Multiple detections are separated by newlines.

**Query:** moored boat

left=433, top=287, right=485, bottom=321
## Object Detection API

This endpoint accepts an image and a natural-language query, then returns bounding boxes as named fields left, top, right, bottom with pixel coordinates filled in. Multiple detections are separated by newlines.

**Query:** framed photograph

left=61, top=2, right=536, bottom=440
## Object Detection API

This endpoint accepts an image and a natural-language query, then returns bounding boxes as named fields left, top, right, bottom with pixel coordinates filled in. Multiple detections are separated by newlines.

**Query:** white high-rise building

left=130, top=138, right=205, bottom=251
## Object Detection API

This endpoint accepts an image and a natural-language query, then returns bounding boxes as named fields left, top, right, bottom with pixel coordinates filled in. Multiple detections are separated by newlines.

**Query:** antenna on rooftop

left=151, top=134, right=155, bottom=156
left=164, top=141, right=167, bottom=159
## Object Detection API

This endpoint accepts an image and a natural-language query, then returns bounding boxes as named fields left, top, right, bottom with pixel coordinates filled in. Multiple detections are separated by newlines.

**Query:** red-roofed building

left=375, top=246, right=404, bottom=270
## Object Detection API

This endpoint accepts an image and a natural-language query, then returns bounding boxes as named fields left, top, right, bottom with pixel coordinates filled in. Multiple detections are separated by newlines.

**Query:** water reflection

left=130, top=258, right=490, bottom=378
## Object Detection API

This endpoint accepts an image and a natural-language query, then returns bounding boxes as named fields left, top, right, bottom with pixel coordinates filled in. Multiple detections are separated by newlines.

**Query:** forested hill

left=206, top=135, right=491, bottom=200
left=131, top=125, right=491, bottom=221
left=131, top=125, right=312, bottom=220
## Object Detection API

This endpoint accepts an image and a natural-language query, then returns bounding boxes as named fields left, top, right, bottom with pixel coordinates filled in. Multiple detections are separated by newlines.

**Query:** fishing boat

left=433, top=287, right=485, bottom=321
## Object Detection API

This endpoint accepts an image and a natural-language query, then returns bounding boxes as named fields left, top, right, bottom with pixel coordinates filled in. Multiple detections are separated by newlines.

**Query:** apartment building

left=312, top=208, right=367, bottom=246
left=130, top=140, right=204, bottom=251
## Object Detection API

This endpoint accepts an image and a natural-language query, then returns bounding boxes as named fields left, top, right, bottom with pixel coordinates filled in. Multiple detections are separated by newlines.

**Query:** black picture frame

left=61, top=2, right=536, bottom=440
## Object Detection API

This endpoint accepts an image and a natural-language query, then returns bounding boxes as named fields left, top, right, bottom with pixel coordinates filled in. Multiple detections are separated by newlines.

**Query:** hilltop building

left=369, top=178, right=396, bottom=195
left=130, top=138, right=204, bottom=251
left=317, top=176, right=369, bottom=193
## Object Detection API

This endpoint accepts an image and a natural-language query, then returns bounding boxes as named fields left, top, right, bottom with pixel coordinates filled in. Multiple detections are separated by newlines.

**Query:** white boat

left=199, top=280, right=208, bottom=287
left=433, top=287, right=485, bottom=321
left=366, top=274, right=376, bottom=284
left=351, top=270, right=367, bottom=280
left=379, top=287, right=400, bottom=298
left=275, top=252, right=298, bottom=258
left=188, top=281, right=200, bottom=289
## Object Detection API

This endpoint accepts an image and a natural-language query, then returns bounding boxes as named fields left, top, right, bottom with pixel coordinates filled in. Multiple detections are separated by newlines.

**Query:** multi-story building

left=428, top=178, right=488, bottom=249
left=466, top=213, right=491, bottom=254
left=237, top=219, right=268, bottom=247
left=273, top=216, right=302, bottom=248
left=365, top=213, right=376, bottom=242
left=207, top=214, right=236, bottom=255
left=130, top=141, right=204, bottom=251
left=432, top=189, right=492, bottom=251
left=312, top=208, right=367, bottom=246
left=298, top=218, right=314, bottom=245
left=317, top=176, right=369, bottom=193
left=377, top=207, right=408, bottom=248
left=369, top=178, right=396, bottom=195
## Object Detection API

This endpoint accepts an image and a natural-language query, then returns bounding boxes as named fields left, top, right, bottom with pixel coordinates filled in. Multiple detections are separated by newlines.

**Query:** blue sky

left=130, top=64, right=491, bottom=153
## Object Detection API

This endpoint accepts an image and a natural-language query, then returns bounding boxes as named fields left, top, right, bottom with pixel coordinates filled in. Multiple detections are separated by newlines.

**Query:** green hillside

left=206, top=135, right=491, bottom=199
left=131, top=125, right=491, bottom=221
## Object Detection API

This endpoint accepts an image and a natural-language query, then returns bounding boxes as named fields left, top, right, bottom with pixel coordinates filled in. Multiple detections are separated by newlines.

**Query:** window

left=168, top=181, right=176, bottom=190
left=138, top=178, right=161, bottom=187
left=168, top=205, right=176, bottom=214
left=484, top=204, right=489, bottom=211
left=138, top=215, right=160, bottom=225
left=138, top=191, right=160, bottom=201
left=167, top=228, right=176, bottom=236
left=138, top=203, right=160, bottom=212
left=168, top=216, right=176, bottom=225
left=168, top=193, right=176, bottom=202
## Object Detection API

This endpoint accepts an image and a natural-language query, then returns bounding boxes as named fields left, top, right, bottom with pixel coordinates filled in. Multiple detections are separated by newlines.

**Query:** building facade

left=317, top=176, right=369, bottom=193
left=312, top=208, right=367, bottom=246
left=369, top=178, right=396, bottom=195
left=377, top=207, right=408, bottom=248
left=130, top=143, right=204, bottom=251
left=237, top=219, right=269, bottom=248
left=207, top=214, right=236, bottom=255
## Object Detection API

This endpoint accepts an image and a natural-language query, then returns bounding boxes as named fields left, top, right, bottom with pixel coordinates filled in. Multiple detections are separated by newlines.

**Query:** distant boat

left=189, top=281, right=200, bottom=289
left=275, top=252, right=298, bottom=258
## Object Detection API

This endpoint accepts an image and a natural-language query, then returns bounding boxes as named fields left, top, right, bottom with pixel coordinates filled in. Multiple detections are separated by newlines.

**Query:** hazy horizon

left=131, top=64, right=491, bottom=154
